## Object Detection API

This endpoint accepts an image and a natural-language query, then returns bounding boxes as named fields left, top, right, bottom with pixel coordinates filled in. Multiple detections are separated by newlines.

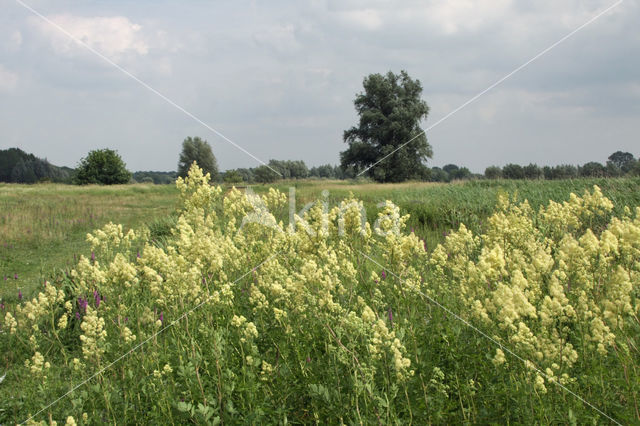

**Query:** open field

left=1, top=175, right=640, bottom=423
left=0, top=184, right=179, bottom=301
left=4, top=177, right=639, bottom=302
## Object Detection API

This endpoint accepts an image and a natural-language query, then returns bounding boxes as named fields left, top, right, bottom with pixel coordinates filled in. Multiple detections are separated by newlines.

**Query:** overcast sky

left=1, top=0, right=638, bottom=173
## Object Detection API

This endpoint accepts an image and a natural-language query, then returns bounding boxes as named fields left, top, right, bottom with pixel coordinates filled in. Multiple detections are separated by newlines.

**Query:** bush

left=73, top=149, right=131, bottom=185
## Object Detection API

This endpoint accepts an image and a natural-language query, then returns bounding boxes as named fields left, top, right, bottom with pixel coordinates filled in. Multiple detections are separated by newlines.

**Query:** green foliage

left=177, top=137, right=219, bottom=179
left=502, top=163, right=525, bottom=179
left=309, top=164, right=344, bottom=179
left=73, top=149, right=131, bottom=185
left=442, top=164, right=472, bottom=181
left=340, top=70, right=433, bottom=182
left=0, top=148, right=71, bottom=183
left=579, top=161, right=606, bottom=177
left=607, top=151, right=635, bottom=172
left=484, top=166, right=502, bottom=179
left=523, top=163, right=542, bottom=179
left=2, top=175, right=639, bottom=424
left=253, top=165, right=280, bottom=183
left=268, top=159, right=309, bottom=179
left=223, top=170, right=244, bottom=184
left=132, top=171, right=177, bottom=184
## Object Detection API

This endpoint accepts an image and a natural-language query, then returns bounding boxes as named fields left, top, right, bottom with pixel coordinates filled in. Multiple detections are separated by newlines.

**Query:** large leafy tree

left=73, top=149, right=131, bottom=185
left=340, top=70, right=432, bottom=182
left=178, top=136, right=219, bottom=179
left=607, top=151, right=635, bottom=173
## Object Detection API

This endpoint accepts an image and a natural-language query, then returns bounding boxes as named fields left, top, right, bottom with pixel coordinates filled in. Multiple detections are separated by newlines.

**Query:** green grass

left=2, top=177, right=639, bottom=302
left=0, top=183, right=179, bottom=301
left=261, top=177, right=640, bottom=249
left=1, top=177, right=640, bottom=423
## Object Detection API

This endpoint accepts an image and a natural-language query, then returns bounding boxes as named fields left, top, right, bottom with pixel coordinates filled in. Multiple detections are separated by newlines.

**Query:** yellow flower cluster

left=430, top=186, right=640, bottom=385
left=4, top=311, right=17, bottom=334
left=121, top=325, right=136, bottom=343
left=24, top=351, right=50, bottom=379
left=231, top=314, right=259, bottom=342
left=80, top=306, right=107, bottom=362
left=15, top=282, right=65, bottom=325
left=87, top=222, right=138, bottom=254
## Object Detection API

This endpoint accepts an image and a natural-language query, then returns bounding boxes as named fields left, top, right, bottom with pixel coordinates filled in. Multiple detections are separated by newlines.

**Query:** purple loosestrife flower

left=78, top=297, right=88, bottom=312
left=381, top=270, right=386, bottom=280
left=137, top=251, right=141, bottom=258
left=75, top=312, right=81, bottom=320
left=18, top=289, right=22, bottom=301
left=159, top=311, right=164, bottom=324
left=388, top=307, right=393, bottom=327
left=14, top=273, right=18, bottom=280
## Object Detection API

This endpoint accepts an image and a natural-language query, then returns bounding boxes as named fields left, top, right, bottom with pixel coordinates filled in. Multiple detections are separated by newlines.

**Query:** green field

left=4, top=177, right=639, bottom=301
left=1, top=176, right=640, bottom=424
left=0, top=183, right=179, bottom=301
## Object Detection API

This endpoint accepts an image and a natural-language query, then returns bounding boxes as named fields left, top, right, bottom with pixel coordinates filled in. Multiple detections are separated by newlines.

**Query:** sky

left=0, top=0, right=638, bottom=173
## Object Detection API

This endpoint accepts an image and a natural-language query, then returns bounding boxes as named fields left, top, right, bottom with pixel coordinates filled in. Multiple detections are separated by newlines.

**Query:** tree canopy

left=73, top=149, right=131, bottom=185
left=340, top=70, right=432, bottom=182
left=178, top=137, right=219, bottom=179
left=0, top=148, right=71, bottom=183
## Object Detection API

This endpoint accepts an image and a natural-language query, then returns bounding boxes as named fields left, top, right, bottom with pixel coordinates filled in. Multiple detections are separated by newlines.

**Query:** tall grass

left=0, top=184, right=178, bottom=300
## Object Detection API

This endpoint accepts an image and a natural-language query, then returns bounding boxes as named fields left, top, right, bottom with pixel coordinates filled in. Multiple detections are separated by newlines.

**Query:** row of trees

left=485, top=151, right=640, bottom=180
left=0, top=148, right=72, bottom=183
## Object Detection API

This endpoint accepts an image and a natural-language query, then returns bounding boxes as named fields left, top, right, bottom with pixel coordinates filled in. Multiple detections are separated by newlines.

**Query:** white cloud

left=29, top=14, right=150, bottom=58
left=10, top=30, right=22, bottom=49
left=338, top=9, right=383, bottom=30
left=0, top=64, right=18, bottom=92
left=418, top=0, right=513, bottom=35
left=253, top=24, right=301, bottom=53
left=1, top=30, right=22, bottom=52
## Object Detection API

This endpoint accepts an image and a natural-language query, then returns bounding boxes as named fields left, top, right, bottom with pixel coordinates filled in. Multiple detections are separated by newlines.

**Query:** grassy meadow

left=0, top=184, right=179, bottom=301
left=4, top=177, right=639, bottom=302
left=1, top=175, right=640, bottom=424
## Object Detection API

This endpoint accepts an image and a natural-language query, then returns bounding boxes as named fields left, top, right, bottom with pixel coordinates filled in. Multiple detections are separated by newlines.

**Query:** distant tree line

left=483, top=151, right=640, bottom=180
left=132, top=171, right=177, bottom=184
left=0, top=148, right=72, bottom=183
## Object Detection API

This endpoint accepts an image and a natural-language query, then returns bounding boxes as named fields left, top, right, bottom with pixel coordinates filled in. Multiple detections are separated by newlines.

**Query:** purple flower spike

left=91, top=252, right=95, bottom=262
left=388, top=307, right=393, bottom=327
left=14, top=273, right=18, bottom=280
left=137, top=251, right=141, bottom=258
left=78, top=297, right=88, bottom=312
left=18, top=289, right=22, bottom=300
left=75, top=312, right=81, bottom=320
left=159, top=311, right=164, bottom=323
left=381, top=270, right=386, bottom=280
left=1, top=303, right=4, bottom=310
